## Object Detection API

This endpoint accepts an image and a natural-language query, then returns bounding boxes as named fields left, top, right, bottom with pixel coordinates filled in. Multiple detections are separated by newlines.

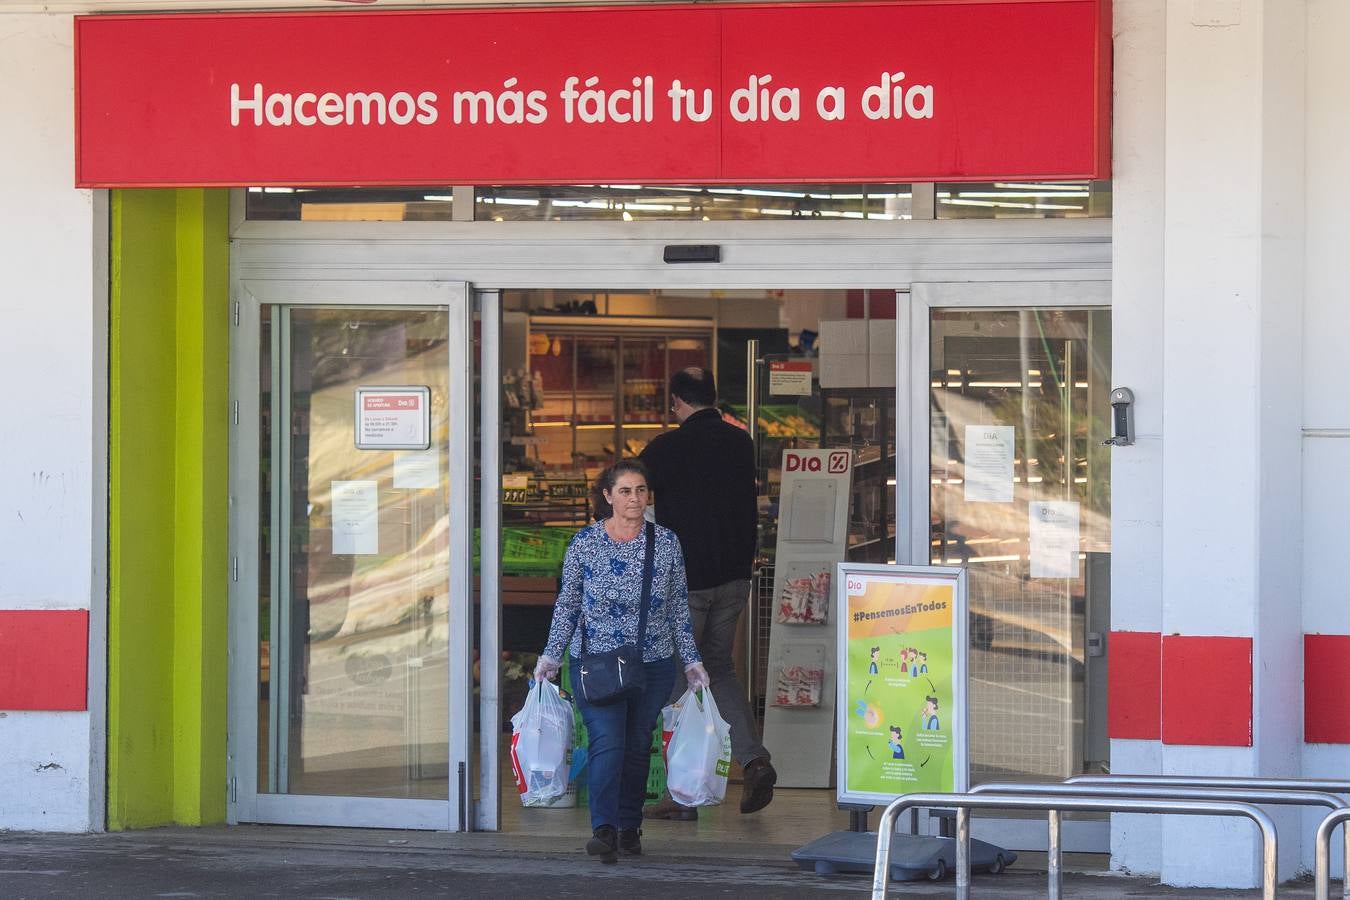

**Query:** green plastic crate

left=561, top=657, right=666, bottom=807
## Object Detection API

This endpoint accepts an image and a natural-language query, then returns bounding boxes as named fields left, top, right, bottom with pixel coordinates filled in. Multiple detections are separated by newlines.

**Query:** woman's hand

left=534, top=655, right=561, bottom=683
left=685, top=661, right=710, bottom=690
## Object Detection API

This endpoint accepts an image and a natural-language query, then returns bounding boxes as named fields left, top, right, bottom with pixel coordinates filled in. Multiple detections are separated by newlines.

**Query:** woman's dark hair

left=669, top=366, right=717, bottom=408
left=591, top=458, right=650, bottom=520
left=926, top=695, right=940, bottom=709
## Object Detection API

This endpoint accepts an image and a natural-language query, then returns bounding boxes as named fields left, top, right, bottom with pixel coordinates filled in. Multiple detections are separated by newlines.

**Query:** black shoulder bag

left=577, top=521, right=656, bottom=706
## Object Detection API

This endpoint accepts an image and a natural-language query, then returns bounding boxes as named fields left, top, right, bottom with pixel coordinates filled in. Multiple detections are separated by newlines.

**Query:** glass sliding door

left=230, top=281, right=475, bottom=830
left=909, top=283, right=1112, bottom=853
left=927, top=307, right=1111, bottom=785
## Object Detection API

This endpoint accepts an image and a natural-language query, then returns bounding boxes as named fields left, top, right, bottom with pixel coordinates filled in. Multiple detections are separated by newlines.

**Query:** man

left=639, top=366, right=776, bottom=818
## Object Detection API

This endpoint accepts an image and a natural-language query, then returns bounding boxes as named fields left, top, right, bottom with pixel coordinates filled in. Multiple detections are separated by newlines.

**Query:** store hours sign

left=74, top=1, right=1111, bottom=187
left=355, top=386, right=431, bottom=451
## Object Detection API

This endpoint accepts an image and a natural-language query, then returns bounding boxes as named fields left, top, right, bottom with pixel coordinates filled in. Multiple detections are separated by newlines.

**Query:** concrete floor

left=0, top=825, right=1318, bottom=899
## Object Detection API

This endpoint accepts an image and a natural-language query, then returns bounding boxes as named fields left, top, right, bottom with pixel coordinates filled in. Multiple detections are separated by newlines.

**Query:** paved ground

left=0, top=826, right=1317, bottom=899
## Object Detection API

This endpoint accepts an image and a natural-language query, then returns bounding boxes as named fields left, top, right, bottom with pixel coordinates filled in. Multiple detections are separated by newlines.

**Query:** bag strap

left=578, top=520, right=657, bottom=656
left=636, top=520, right=655, bottom=646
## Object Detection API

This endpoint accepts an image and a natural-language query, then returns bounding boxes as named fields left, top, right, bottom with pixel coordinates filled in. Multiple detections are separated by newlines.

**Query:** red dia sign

left=74, top=1, right=1111, bottom=188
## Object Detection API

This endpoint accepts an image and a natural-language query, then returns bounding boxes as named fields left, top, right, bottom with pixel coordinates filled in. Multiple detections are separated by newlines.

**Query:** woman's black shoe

left=618, top=828, right=642, bottom=856
left=586, top=825, right=618, bottom=864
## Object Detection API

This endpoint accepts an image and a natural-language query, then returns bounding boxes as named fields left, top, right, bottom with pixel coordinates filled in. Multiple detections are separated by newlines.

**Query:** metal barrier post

left=1071, top=774, right=1350, bottom=900
left=1316, top=808, right=1350, bottom=900
left=871, top=793, right=1277, bottom=900
left=1047, top=808, right=1063, bottom=900
left=975, top=781, right=1347, bottom=900
left=955, top=807, right=970, bottom=900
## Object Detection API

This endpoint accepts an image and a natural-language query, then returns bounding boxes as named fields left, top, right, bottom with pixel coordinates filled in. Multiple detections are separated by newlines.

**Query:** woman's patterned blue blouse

left=542, top=520, right=701, bottom=665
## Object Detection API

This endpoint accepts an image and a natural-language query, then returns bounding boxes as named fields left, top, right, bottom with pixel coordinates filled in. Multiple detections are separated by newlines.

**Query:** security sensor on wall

left=1103, top=387, right=1135, bottom=447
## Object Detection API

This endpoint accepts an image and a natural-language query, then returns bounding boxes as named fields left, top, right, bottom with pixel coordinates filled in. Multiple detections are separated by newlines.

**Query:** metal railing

left=1068, top=774, right=1350, bottom=900
left=1316, top=808, right=1350, bottom=900
left=972, top=782, right=1348, bottom=900
left=1067, top=774, right=1350, bottom=794
left=872, top=792, right=1277, bottom=900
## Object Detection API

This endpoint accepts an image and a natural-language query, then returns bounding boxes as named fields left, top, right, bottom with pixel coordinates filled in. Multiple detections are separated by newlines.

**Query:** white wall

left=1301, top=0, right=1350, bottom=877
left=0, top=13, right=102, bottom=832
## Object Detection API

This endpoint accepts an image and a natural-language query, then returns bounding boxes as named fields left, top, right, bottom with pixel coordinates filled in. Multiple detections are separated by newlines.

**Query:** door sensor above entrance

left=663, top=244, right=721, bottom=263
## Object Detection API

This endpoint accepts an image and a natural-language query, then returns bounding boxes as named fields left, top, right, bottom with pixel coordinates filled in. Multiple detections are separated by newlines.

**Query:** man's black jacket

left=639, top=407, right=757, bottom=591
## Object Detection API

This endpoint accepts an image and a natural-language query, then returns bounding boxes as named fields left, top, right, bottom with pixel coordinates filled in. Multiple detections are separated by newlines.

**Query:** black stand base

left=791, top=831, right=1016, bottom=883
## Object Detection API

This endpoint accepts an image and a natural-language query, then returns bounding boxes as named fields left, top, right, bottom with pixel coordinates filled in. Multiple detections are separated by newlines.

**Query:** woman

left=534, top=458, right=709, bottom=864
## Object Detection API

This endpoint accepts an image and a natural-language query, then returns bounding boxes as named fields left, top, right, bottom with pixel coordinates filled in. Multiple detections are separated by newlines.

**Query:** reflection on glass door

left=928, top=308, right=1111, bottom=783
left=258, top=306, right=451, bottom=800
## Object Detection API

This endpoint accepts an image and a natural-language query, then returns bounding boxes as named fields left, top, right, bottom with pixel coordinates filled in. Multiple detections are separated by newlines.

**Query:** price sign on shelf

left=354, top=386, right=432, bottom=450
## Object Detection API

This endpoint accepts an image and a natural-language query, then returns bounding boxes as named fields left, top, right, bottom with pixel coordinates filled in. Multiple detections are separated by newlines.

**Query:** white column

left=0, top=13, right=100, bottom=833
left=1158, top=0, right=1305, bottom=887
left=1109, top=0, right=1167, bottom=874
left=1300, top=0, right=1350, bottom=878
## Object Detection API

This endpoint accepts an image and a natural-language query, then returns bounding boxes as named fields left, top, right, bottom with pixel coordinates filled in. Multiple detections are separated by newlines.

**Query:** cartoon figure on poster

left=921, top=695, right=941, bottom=730
left=842, top=570, right=959, bottom=799
left=887, top=725, right=905, bottom=759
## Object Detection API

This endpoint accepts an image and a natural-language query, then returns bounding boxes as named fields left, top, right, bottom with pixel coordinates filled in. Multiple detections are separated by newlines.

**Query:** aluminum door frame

left=906, top=280, right=1112, bottom=853
left=227, top=278, right=475, bottom=831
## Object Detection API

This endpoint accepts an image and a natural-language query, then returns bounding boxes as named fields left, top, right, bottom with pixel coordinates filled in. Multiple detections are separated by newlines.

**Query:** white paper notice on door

left=331, top=480, right=379, bottom=555
left=963, top=425, right=1015, bottom=503
left=1029, top=500, right=1080, bottom=578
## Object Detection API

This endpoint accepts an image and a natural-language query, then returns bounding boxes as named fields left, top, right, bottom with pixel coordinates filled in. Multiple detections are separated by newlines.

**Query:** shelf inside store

left=845, top=449, right=896, bottom=471
left=726, top=404, right=820, bottom=439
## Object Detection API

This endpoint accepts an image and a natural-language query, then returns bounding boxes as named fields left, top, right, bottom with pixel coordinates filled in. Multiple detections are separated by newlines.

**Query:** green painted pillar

left=108, top=188, right=230, bottom=829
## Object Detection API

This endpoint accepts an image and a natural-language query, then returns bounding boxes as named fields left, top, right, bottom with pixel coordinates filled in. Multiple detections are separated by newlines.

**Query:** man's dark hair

left=670, top=366, right=717, bottom=408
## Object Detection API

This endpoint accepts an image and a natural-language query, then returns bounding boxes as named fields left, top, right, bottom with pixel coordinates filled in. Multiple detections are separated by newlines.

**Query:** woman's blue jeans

left=572, top=654, right=676, bottom=831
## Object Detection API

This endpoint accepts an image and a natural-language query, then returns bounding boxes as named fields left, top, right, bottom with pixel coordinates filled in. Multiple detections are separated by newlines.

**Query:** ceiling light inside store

left=994, top=182, right=1085, bottom=191
left=940, top=199, right=1083, bottom=210
left=709, top=188, right=808, bottom=198
left=957, top=191, right=1088, bottom=199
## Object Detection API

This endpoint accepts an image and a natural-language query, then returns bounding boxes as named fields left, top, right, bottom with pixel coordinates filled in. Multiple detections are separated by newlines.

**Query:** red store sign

left=74, top=1, right=1111, bottom=188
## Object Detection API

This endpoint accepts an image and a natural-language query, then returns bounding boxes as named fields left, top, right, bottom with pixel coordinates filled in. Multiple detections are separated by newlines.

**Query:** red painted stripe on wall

left=1161, top=635, right=1252, bottom=747
left=0, top=610, right=89, bottom=711
left=1107, top=631, right=1162, bottom=740
left=1305, top=634, right=1350, bottom=744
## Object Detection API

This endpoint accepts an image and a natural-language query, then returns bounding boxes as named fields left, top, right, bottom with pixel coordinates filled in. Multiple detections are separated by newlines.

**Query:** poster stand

left=790, top=563, right=1014, bottom=882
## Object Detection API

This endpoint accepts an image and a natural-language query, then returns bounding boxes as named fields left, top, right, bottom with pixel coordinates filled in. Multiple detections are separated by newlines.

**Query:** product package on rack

left=772, top=664, right=825, bottom=707
left=509, top=679, right=574, bottom=807
left=663, top=687, right=732, bottom=807
left=777, top=569, right=831, bottom=624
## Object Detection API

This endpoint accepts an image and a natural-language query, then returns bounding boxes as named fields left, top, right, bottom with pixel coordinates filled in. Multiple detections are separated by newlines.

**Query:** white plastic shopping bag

left=664, top=687, right=732, bottom=807
left=510, top=679, right=574, bottom=807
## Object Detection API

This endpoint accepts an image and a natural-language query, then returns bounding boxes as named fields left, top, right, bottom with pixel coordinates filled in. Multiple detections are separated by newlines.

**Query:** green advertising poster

left=837, top=564, right=967, bottom=805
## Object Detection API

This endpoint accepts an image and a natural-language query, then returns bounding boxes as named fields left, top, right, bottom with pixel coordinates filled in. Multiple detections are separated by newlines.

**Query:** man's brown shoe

left=740, top=758, right=777, bottom=814
left=643, top=794, right=697, bottom=821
